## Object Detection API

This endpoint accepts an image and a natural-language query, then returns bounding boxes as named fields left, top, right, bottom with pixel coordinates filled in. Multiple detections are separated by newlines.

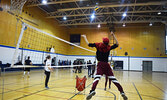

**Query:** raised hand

left=81, top=35, right=86, bottom=38
left=110, top=31, right=114, bottom=35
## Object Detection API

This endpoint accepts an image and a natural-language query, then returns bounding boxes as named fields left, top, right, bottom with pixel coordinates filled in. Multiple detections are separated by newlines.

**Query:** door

left=114, top=61, right=123, bottom=70
left=142, top=61, right=152, bottom=72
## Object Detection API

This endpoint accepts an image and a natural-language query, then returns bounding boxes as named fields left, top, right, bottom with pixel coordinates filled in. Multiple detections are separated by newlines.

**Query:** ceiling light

left=123, top=23, right=126, bottom=27
left=158, top=11, right=161, bottom=15
left=42, top=0, right=47, bottom=4
left=63, top=16, right=67, bottom=20
left=91, top=14, right=95, bottom=19
left=149, top=23, right=152, bottom=26
left=97, top=24, right=101, bottom=28
left=122, top=13, right=127, bottom=17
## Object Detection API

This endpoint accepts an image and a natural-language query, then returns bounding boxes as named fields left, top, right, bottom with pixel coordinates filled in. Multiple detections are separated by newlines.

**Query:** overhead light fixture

left=91, top=13, right=95, bottom=19
left=123, top=13, right=127, bottom=17
left=42, top=0, right=47, bottom=4
left=149, top=23, right=152, bottom=26
left=123, top=23, right=126, bottom=27
left=97, top=24, right=101, bottom=28
left=158, top=11, right=161, bottom=15
left=63, top=16, right=67, bottom=20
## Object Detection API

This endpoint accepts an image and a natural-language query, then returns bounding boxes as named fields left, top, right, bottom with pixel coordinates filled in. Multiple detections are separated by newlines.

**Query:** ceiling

left=26, top=0, right=167, bottom=27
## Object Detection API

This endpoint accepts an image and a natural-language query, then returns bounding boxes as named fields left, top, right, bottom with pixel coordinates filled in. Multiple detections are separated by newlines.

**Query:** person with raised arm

left=82, top=32, right=128, bottom=100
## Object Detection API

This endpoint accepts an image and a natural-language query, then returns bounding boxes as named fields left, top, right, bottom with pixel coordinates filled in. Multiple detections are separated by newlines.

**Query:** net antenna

left=10, top=0, right=27, bottom=15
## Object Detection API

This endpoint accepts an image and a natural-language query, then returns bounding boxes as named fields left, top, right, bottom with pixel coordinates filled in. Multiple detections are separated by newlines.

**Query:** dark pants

left=88, top=66, right=91, bottom=76
left=105, top=76, right=111, bottom=89
left=45, top=70, right=50, bottom=87
left=78, top=66, right=82, bottom=73
left=75, top=66, right=78, bottom=73
left=91, top=62, right=124, bottom=93
left=92, top=66, right=95, bottom=75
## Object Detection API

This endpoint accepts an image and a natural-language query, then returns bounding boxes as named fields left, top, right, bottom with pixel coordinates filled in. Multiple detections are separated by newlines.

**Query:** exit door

left=142, top=61, right=152, bottom=72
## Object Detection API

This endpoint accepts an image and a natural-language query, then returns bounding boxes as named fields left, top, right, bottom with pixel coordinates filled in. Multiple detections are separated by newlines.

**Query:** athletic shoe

left=86, top=90, right=96, bottom=100
left=104, top=88, right=106, bottom=91
left=45, top=86, right=49, bottom=89
left=121, top=92, right=128, bottom=100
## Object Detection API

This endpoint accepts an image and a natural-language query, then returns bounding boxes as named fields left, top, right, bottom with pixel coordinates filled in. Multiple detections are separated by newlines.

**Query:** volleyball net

left=10, top=21, right=96, bottom=69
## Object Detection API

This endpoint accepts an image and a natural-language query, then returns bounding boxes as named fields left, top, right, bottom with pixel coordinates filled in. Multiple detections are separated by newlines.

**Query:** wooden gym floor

left=0, top=68, right=167, bottom=100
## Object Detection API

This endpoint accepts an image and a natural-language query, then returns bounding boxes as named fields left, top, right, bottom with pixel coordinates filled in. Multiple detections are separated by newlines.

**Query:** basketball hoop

left=10, top=0, right=27, bottom=15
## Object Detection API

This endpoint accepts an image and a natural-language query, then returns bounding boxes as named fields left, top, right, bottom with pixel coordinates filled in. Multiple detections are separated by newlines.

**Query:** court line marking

left=48, top=87, right=116, bottom=99
left=0, top=77, right=66, bottom=94
left=97, top=88, right=116, bottom=100
left=48, top=89, right=76, bottom=94
left=48, top=86, right=116, bottom=99
left=106, top=90, right=116, bottom=100
left=0, top=70, right=44, bottom=86
left=0, top=81, right=44, bottom=94
left=0, top=68, right=73, bottom=94
left=132, top=82, right=143, bottom=100
left=68, top=82, right=93, bottom=100
left=13, top=79, right=73, bottom=100
left=0, top=70, right=78, bottom=94
left=143, top=77, right=167, bottom=94
left=118, top=94, right=120, bottom=100
left=3, top=87, right=75, bottom=100
left=115, top=90, right=165, bottom=100
left=68, top=82, right=117, bottom=100
left=14, top=89, right=46, bottom=100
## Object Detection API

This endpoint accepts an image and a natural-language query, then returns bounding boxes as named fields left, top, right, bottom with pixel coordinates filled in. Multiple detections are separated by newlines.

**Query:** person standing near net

left=104, top=75, right=111, bottom=91
left=78, top=60, right=83, bottom=73
left=23, top=56, right=32, bottom=78
left=82, top=32, right=128, bottom=100
left=87, top=60, right=92, bottom=77
left=44, top=55, right=53, bottom=89
left=104, top=61, right=113, bottom=90
left=91, top=61, right=96, bottom=78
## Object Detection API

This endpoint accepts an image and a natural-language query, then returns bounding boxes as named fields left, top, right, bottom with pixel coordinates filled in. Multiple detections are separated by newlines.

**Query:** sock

left=23, top=71, right=26, bottom=75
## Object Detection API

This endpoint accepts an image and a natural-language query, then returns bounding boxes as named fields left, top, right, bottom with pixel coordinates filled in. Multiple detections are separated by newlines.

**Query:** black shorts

left=24, top=68, right=30, bottom=71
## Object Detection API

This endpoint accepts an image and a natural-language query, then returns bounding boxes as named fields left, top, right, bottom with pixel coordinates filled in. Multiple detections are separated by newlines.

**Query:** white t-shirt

left=50, top=47, right=55, bottom=53
left=45, top=59, right=52, bottom=72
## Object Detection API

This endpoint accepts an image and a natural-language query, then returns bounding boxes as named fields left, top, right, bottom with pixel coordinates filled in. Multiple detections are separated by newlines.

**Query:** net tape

left=24, top=22, right=96, bottom=53
left=10, top=64, right=96, bottom=68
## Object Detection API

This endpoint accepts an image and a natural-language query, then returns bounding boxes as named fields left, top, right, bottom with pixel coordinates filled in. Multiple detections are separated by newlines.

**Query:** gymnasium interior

left=0, top=0, right=167, bottom=100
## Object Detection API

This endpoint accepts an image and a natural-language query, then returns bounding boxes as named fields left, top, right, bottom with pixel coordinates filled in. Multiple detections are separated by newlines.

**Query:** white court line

left=118, top=94, right=120, bottom=100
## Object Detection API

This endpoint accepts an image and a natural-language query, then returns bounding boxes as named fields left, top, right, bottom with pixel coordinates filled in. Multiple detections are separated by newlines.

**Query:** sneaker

left=121, top=93, right=128, bottom=100
left=104, top=88, right=106, bottom=91
left=109, top=86, right=111, bottom=89
left=45, top=86, right=49, bottom=89
left=86, top=90, right=96, bottom=100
